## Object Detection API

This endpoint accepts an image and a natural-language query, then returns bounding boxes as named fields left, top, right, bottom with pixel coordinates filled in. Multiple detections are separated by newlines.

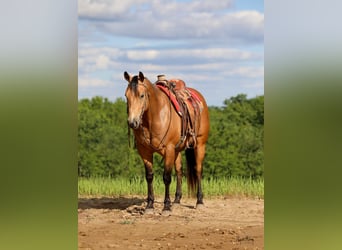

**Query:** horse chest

left=134, top=126, right=164, bottom=151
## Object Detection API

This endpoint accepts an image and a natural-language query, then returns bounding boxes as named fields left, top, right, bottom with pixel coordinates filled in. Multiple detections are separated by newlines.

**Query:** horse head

left=124, top=71, right=149, bottom=129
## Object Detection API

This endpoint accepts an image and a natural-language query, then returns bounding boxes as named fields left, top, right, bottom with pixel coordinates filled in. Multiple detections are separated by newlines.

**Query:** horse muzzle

left=128, top=118, right=140, bottom=129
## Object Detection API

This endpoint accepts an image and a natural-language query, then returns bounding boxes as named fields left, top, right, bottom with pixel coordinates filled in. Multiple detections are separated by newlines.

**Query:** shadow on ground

left=78, top=197, right=146, bottom=210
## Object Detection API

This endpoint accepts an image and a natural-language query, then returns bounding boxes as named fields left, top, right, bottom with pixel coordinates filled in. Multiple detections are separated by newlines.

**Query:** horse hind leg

left=185, top=146, right=204, bottom=208
left=173, top=153, right=182, bottom=204
left=194, top=143, right=206, bottom=208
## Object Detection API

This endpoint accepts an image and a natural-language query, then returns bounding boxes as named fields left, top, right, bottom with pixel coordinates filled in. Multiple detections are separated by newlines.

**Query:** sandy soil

left=78, top=196, right=264, bottom=250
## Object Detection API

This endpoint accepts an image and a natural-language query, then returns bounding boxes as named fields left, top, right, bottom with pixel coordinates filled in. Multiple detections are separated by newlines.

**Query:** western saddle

left=155, top=75, right=203, bottom=149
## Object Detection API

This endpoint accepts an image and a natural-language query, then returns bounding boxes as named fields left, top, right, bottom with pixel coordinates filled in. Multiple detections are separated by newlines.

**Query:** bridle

left=127, top=81, right=147, bottom=147
left=127, top=80, right=172, bottom=151
left=133, top=81, right=148, bottom=127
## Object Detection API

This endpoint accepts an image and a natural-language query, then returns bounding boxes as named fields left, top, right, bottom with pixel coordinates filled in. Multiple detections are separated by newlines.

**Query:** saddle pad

left=156, top=82, right=202, bottom=116
left=156, top=84, right=182, bottom=115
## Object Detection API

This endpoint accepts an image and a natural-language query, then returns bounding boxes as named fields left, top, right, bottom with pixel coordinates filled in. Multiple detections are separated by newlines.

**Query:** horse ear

left=124, top=71, right=131, bottom=82
left=138, top=71, right=144, bottom=81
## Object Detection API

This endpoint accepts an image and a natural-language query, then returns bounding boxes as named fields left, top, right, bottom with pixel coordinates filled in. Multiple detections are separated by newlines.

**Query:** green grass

left=78, top=176, right=264, bottom=199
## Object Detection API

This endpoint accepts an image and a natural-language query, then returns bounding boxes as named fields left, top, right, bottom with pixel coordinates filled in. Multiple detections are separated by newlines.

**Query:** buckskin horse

left=124, top=71, right=209, bottom=214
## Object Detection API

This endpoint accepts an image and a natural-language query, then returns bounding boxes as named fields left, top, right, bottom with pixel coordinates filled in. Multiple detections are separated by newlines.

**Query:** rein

left=128, top=82, right=172, bottom=151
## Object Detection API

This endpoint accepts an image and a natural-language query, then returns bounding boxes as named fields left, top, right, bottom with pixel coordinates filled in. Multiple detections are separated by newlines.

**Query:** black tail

left=185, top=148, right=197, bottom=196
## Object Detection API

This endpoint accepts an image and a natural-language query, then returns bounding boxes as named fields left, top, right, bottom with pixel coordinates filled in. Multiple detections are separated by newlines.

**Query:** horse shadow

left=78, top=196, right=197, bottom=211
left=78, top=196, right=146, bottom=210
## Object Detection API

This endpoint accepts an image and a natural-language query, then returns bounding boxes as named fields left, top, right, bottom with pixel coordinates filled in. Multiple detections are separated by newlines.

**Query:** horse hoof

left=196, top=203, right=205, bottom=210
left=172, top=202, right=181, bottom=207
left=162, top=209, right=172, bottom=216
left=144, top=208, right=154, bottom=215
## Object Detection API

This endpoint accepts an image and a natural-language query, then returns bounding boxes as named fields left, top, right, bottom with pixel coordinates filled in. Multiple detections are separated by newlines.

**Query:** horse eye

left=140, top=94, right=145, bottom=99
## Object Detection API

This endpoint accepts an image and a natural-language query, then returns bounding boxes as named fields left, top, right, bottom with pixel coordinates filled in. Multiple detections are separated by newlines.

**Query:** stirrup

left=175, top=135, right=186, bottom=149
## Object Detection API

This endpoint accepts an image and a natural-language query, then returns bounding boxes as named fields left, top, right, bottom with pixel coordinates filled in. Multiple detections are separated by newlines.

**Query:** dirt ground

left=78, top=196, right=264, bottom=250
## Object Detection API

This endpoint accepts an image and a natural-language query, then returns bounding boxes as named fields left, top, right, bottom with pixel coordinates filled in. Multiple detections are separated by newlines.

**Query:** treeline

left=78, top=94, right=264, bottom=179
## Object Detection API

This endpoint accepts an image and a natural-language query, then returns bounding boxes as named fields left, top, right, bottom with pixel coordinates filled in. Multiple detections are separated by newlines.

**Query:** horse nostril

left=128, top=119, right=133, bottom=128
left=133, top=120, right=140, bottom=129
left=128, top=122, right=134, bottom=129
left=128, top=119, right=139, bottom=129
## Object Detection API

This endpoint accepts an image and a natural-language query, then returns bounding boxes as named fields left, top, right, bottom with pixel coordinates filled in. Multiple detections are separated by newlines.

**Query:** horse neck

left=143, top=81, right=168, bottom=125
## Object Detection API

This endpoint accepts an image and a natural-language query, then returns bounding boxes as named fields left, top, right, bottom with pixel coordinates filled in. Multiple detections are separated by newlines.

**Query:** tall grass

left=78, top=176, right=264, bottom=199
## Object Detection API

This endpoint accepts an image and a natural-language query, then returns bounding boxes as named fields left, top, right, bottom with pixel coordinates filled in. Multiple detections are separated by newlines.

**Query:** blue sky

left=78, top=0, right=264, bottom=106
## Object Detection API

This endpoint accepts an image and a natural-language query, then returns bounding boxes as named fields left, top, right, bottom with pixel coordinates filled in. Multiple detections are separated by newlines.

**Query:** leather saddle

left=155, top=75, right=202, bottom=149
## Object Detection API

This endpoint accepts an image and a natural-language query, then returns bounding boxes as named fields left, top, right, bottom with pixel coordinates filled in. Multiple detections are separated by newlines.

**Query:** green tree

left=204, top=94, right=264, bottom=179
left=78, top=94, right=264, bottom=179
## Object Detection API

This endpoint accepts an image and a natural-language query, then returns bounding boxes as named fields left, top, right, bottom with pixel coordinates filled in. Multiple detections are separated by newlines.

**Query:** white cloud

left=79, top=46, right=260, bottom=66
left=223, top=66, right=264, bottom=78
left=150, top=0, right=233, bottom=15
left=78, top=0, right=264, bottom=105
left=79, top=77, right=112, bottom=87
left=95, top=54, right=111, bottom=69
left=78, top=0, right=149, bottom=19
left=98, top=11, right=263, bottom=43
left=78, top=46, right=263, bottom=82
left=126, top=50, right=159, bottom=60
left=78, top=0, right=263, bottom=44
left=244, top=81, right=264, bottom=89
left=79, top=0, right=234, bottom=19
left=78, top=47, right=122, bottom=73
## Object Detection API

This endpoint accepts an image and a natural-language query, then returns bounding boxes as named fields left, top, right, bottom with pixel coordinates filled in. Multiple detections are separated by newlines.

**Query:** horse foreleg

left=163, top=146, right=175, bottom=211
left=174, top=153, right=182, bottom=204
left=145, top=164, right=154, bottom=210
left=163, top=169, right=172, bottom=211
left=139, top=148, right=154, bottom=212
